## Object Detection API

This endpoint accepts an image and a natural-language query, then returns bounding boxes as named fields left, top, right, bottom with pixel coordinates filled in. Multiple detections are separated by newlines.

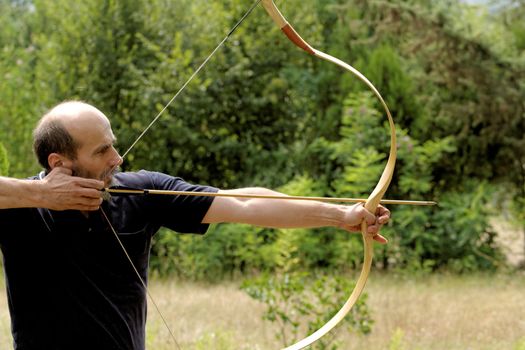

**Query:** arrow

left=102, top=188, right=436, bottom=206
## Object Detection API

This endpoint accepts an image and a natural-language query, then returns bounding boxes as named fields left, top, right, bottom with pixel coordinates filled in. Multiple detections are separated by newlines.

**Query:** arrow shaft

left=104, top=188, right=436, bottom=206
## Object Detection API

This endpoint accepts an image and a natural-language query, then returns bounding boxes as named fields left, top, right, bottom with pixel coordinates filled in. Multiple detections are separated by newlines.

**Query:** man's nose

left=109, top=148, right=123, bottom=167
left=114, top=155, right=123, bottom=167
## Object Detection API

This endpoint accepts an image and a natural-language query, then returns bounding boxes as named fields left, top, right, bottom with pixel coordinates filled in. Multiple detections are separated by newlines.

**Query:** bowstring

left=100, top=208, right=181, bottom=349
left=122, top=0, right=263, bottom=159
left=105, top=0, right=263, bottom=348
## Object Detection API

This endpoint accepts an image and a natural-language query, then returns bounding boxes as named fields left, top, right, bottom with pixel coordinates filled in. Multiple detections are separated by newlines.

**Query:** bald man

left=0, top=101, right=390, bottom=349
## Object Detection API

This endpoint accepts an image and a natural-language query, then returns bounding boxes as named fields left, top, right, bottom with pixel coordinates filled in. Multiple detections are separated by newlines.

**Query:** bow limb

left=260, top=1, right=397, bottom=349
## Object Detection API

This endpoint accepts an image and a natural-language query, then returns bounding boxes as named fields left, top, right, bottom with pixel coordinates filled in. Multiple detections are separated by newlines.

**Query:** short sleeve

left=117, top=170, right=219, bottom=234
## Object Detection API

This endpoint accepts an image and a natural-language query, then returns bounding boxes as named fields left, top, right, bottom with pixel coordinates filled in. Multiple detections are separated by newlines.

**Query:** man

left=0, top=101, right=390, bottom=349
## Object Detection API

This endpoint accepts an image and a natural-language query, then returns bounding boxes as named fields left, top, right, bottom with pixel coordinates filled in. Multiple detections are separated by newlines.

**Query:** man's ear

left=48, top=153, right=71, bottom=170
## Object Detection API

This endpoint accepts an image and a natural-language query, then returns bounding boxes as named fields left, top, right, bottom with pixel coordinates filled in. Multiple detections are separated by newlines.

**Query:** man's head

left=33, top=101, right=123, bottom=185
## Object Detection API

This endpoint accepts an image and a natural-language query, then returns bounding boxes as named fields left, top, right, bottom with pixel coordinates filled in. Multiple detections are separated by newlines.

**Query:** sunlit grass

left=0, top=273, right=524, bottom=349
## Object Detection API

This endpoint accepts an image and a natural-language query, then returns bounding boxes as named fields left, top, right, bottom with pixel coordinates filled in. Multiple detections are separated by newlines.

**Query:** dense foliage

left=0, top=142, right=8, bottom=176
left=1, top=0, right=523, bottom=279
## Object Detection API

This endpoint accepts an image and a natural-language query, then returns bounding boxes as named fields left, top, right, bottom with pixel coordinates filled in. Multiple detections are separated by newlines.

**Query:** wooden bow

left=260, top=0, right=397, bottom=348
left=103, top=1, right=411, bottom=348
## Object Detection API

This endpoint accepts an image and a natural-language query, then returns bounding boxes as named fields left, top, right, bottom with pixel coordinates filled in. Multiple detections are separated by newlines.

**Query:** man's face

left=63, top=109, right=123, bottom=187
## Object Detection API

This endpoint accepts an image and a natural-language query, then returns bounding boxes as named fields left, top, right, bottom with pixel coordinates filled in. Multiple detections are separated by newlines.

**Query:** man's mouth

left=102, top=166, right=121, bottom=184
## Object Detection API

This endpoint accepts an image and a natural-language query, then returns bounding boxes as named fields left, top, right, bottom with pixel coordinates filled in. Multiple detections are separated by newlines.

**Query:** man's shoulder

left=114, top=170, right=155, bottom=187
left=113, top=170, right=180, bottom=189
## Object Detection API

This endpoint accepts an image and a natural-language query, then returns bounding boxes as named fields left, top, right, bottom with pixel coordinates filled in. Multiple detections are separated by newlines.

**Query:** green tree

left=0, top=0, right=519, bottom=275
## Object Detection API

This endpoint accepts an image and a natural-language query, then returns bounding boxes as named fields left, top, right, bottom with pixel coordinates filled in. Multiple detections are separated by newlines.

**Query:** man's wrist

left=316, top=203, right=347, bottom=228
left=28, top=179, right=48, bottom=208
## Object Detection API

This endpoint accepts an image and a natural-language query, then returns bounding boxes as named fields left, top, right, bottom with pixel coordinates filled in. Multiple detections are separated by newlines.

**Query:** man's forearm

left=203, top=187, right=350, bottom=229
left=0, top=176, right=43, bottom=209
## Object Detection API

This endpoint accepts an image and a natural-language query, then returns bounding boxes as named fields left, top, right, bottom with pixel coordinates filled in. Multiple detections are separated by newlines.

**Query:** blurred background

left=0, top=0, right=523, bottom=349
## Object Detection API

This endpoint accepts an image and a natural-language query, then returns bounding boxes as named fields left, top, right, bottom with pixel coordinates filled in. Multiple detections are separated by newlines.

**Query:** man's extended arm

left=202, top=187, right=390, bottom=243
left=0, top=167, right=104, bottom=211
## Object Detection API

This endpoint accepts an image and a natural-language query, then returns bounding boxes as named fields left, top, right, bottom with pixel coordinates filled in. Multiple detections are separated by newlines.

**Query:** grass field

left=1, top=273, right=523, bottom=349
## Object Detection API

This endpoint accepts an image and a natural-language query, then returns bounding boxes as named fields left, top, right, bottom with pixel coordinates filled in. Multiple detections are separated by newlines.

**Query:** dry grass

left=355, top=273, right=525, bottom=350
left=0, top=273, right=524, bottom=349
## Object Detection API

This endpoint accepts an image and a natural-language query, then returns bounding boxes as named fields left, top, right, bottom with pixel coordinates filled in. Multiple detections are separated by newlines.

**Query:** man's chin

left=104, top=170, right=121, bottom=188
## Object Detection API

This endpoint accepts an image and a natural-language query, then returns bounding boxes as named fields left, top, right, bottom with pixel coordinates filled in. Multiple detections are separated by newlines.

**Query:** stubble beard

left=72, top=165, right=121, bottom=187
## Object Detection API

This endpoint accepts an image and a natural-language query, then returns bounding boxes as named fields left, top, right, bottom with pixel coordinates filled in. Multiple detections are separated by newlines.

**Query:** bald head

left=33, top=101, right=112, bottom=171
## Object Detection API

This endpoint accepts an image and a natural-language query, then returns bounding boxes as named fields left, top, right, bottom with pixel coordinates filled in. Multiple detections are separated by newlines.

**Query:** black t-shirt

left=0, top=170, right=217, bottom=350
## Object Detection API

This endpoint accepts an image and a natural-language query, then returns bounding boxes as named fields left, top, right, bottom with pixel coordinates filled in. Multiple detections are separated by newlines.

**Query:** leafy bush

left=241, top=272, right=373, bottom=350
left=149, top=90, right=504, bottom=279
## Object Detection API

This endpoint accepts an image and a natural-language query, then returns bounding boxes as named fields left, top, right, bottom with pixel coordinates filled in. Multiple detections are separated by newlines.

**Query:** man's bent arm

left=0, top=168, right=104, bottom=211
